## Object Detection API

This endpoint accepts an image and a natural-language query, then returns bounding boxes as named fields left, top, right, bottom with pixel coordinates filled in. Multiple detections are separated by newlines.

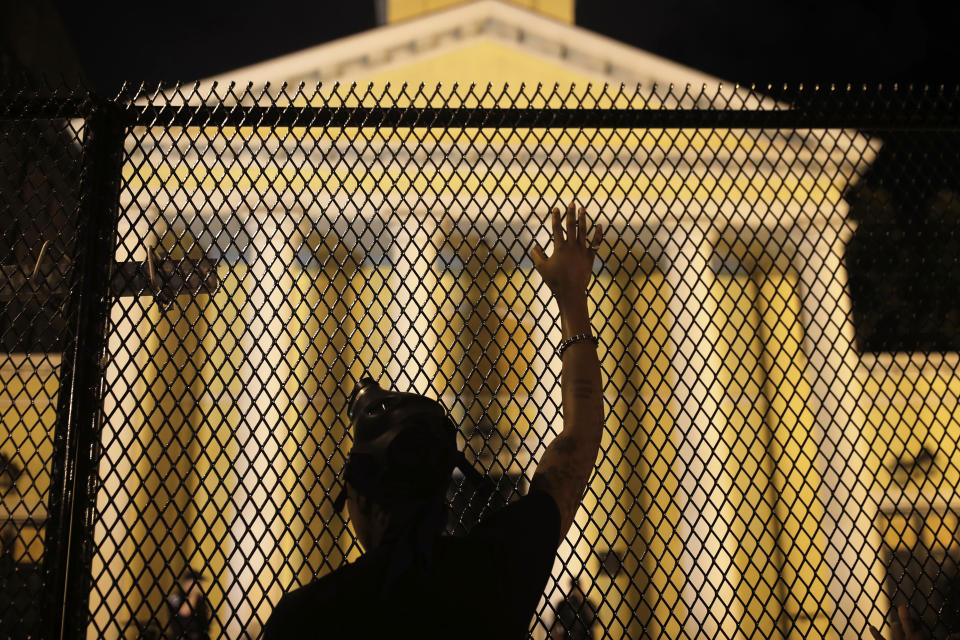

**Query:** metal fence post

left=42, top=97, right=125, bottom=640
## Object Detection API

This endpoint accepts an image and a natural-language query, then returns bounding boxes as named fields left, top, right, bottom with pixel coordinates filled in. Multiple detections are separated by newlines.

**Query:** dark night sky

left=50, top=0, right=960, bottom=93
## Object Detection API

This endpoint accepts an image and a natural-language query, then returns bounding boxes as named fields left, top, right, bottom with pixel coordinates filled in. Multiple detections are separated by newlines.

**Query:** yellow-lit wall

left=433, top=229, right=541, bottom=462
left=711, top=266, right=835, bottom=640
left=385, top=0, right=574, bottom=24
left=122, top=127, right=843, bottom=218
left=588, top=264, right=685, bottom=639
left=362, top=40, right=595, bottom=87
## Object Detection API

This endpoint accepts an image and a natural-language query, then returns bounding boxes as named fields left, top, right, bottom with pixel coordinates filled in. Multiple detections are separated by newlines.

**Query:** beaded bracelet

left=558, top=333, right=599, bottom=358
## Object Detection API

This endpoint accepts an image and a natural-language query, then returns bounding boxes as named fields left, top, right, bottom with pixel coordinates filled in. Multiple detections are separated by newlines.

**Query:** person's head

left=335, top=378, right=461, bottom=552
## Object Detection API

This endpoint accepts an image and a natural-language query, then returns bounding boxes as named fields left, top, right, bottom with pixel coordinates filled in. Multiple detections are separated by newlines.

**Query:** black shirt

left=263, top=490, right=560, bottom=639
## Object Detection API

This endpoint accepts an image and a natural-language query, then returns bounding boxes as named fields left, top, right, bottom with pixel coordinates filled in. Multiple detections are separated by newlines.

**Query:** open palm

left=530, top=203, right=602, bottom=302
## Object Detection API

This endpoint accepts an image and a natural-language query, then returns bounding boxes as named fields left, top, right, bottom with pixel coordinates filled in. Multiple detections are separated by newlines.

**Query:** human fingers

left=551, top=207, right=564, bottom=246
left=868, top=624, right=884, bottom=640
left=531, top=244, right=548, bottom=268
left=566, top=202, right=577, bottom=243
left=577, top=206, right=587, bottom=244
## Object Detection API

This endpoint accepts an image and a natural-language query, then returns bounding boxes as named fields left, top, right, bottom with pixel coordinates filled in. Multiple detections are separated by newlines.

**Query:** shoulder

left=466, top=489, right=561, bottom=577
left=473, top=489, right=561, bottom=540
left=263, top=570, right=345, bottom=639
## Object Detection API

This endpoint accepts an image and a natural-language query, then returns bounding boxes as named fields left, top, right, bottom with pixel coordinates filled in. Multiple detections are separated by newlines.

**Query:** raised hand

left=530, top=203, right=602, bottom=304
left=527, top=202, right=605, bottom=541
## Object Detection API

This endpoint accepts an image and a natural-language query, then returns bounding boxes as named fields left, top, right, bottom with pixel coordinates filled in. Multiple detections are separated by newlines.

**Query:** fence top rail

left=6, top=103, right=960, bottom=131
left=3, top=84, right=960, bottom=129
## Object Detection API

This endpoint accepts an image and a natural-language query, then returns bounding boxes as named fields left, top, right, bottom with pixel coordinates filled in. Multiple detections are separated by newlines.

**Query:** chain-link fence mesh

left=2, top=83, right=960, bottom=639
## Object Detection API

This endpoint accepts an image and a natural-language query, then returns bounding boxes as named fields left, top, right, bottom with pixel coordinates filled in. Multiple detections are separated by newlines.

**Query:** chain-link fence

left=2, top=83, right=960, bottom=640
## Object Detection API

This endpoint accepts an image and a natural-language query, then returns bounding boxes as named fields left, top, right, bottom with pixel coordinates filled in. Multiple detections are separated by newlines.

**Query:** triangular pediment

left=204, top=0, right=723, bottom=90
left=140, top=0, right=880, bottom=238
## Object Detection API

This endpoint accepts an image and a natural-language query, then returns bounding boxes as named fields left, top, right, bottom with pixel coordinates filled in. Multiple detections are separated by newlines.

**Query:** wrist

left=556, top=294, right=591, bottom=338
left=554, top=289, right=588, bottom=312
left=558, top=333, right=599, bottom=357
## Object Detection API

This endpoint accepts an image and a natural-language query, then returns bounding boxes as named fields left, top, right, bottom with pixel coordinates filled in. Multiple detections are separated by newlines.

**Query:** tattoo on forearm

left=551, top=435, right=579, bottom=455
left=532, top=434, right=589, bottom=527
left=534, top=437, right=577, bottom=493
left=532, top=466, right=572, bottom=503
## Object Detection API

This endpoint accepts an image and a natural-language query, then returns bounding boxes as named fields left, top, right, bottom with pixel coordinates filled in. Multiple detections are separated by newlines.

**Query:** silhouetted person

left=264, top=204, right=605, bottom=639
left=167, top=568, right=210, bottom=640
left=549, top=577, right=596, bottom=640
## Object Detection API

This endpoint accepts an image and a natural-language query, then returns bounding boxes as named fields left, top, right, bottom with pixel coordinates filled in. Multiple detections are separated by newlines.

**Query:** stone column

left=223, top=213, right=300, bottom=639
left=792, top=213, right=879, bottom=639
left=394, top=209, right=441, bottom=391
left=660, top=222, right=738, bottom=639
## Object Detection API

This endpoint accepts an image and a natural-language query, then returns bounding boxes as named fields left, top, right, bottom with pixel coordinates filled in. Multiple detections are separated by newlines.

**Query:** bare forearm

left=532, top=293, right=604, bottom=538
left=557, top=294, right=603, bottom=448
left=528, top=203, right=605, bottom=541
